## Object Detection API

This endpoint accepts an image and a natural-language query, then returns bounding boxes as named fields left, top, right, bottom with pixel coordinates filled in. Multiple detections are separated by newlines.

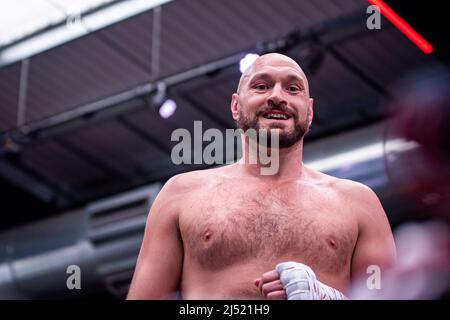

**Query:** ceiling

left=0, top=0, right=443, bottom=229
left=0, top=0, right=117, bottom=47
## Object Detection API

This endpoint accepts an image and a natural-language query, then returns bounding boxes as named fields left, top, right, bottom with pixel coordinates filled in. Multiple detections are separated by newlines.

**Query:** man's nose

left=267, top=84, right=287, bottom=106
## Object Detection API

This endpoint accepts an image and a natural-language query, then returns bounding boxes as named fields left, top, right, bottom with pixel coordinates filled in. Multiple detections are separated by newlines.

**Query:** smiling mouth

left=261, top=110, right=292, bottom=120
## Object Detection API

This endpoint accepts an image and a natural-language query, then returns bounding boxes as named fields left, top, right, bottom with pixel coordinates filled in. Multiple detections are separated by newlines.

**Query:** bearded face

left=231, top=54, right=313, bottom=149
left=236, top=100, right=310, bottom=148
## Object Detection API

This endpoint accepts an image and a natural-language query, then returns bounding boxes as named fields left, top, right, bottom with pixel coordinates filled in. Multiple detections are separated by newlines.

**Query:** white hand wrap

left=276, top=261, right=348, bottom=300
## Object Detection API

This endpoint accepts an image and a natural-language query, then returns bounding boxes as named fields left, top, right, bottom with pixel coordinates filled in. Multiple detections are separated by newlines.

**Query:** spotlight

left=159, top=99, right=177, bottom=119
left=239, top=53, right=259, bottom=73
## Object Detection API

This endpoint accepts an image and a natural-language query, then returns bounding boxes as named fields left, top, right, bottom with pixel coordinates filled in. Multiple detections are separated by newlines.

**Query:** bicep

left=127, top=188, right=183, bottom=299
left=350, top=188, right=396, bottom=281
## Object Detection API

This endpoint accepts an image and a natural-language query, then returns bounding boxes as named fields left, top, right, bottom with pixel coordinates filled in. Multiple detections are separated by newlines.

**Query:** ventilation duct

left=0, top=183, right=161, bottom=299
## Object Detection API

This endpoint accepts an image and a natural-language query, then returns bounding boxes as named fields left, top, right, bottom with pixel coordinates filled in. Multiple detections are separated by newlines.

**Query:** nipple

left=327, top=237, right=338, bottom=250
left=203, top=229, right=213, bottom=241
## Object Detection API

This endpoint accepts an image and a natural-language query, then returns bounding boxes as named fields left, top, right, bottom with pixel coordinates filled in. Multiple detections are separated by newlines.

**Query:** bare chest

left=180, top=182, right=358, bottom=275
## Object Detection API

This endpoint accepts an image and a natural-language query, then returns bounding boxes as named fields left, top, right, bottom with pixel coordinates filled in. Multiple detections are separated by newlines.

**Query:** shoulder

left=305, top=166, right=384, bottom=215
left=153, top=166, right=228, bottom=221
left=162, top=165, right=229, bottom=194
left=304, top=166, right=366, bottom=192
left=147, top=169, right=213, bottom=223
left=331, top=177, right=389, bottom=230
left=332, top=177, right=379, bottom=205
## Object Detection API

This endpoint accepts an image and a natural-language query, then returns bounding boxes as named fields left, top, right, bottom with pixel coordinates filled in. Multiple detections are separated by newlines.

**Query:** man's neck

left=237, top=139, right=305, bottom=182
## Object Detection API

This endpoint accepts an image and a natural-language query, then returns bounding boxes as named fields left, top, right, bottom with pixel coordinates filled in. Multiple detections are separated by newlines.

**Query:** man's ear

left=231, top=93, right=240, bottom=121
left=307, top=97, right=314, bottom=127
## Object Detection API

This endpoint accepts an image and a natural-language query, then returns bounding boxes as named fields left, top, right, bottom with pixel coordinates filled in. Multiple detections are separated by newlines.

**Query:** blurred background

left=0, top=0, right=448, bottom=299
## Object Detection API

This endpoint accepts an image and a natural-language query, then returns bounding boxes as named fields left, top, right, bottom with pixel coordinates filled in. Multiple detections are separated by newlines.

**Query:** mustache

left=255, top=103, right=296, bottom=118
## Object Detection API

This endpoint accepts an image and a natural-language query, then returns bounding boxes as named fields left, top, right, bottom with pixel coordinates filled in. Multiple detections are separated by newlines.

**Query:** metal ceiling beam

left=16, top=83, right=154, bottom=137
left=17, top=59, right=30, bottom=128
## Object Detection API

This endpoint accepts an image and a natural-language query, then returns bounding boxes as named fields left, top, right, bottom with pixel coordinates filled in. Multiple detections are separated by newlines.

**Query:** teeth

left=265, top=113, right=288, bottom=120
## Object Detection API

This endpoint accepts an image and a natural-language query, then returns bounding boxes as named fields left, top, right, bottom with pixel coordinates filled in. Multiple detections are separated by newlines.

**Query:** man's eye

left=254, top=84, right=268, bottom=90
left=287, top=86, right=300, bottom=92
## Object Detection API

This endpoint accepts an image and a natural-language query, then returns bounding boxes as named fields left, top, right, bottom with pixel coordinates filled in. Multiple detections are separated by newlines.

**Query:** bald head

left=237, top=53, right=309, bottom=95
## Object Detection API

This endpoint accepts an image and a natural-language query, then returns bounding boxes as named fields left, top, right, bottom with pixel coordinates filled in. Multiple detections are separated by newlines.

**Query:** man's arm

left=127, top=176, right=184, bottom=299
left=350, top=184, right=397, bottom=281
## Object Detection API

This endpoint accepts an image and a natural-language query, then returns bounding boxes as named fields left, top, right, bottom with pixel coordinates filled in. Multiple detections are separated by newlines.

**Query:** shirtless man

left=127, top=53, right=396, bottom=300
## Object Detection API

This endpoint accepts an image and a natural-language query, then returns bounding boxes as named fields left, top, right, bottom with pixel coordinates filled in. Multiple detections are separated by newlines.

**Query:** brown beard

left=236, top=105, right=309, bottom=148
